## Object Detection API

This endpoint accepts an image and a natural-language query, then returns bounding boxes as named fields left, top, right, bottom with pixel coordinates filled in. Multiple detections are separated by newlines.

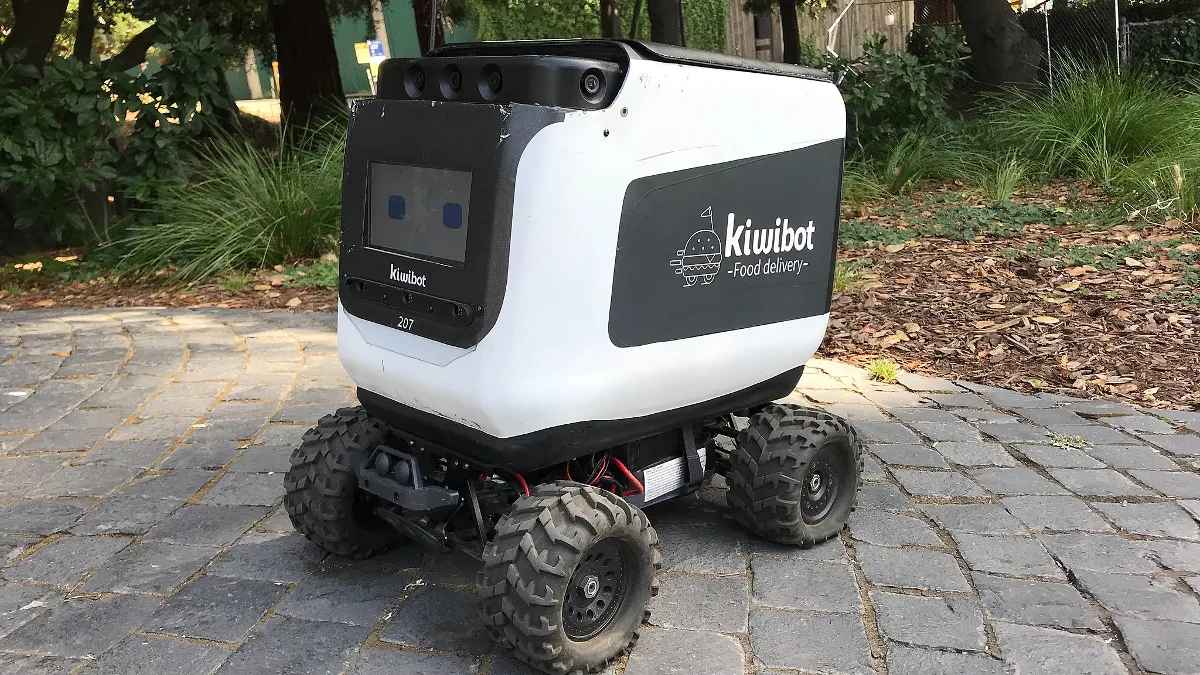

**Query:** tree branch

left=102, top=22, right=161, bottom=73
left=0, top=0, right=69, bottom=67
left=73, top=0, right=96, bottom=62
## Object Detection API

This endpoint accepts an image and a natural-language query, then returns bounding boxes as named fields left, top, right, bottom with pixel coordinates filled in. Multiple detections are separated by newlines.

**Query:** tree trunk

left=953, top=0, right=1042, bottom=87
left=0, top=0, right=69, bottom=67
left=778, top=0, right=800, bottom=65
left=412, top=0, right=445, bottom=55
left=600, top=0, right=623, bottom=39
left=648, top=0, right=683, bottom=46
left=269, top=0, right=345, bottom=129
left=73, top=0, right=96, bottom=61
left=102, top=23, right=161, bottom=73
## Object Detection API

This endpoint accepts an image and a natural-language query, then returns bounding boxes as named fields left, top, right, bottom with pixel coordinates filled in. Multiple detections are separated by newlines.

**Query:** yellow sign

left=354, top=42, right=371, bottom=65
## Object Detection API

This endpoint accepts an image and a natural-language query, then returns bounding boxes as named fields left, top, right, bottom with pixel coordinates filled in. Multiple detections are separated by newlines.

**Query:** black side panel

left=357, top=366, right=804, bottom=473
left=609, top=139, right=844, bottom=348
left=339, top=99, right=563, bottom=348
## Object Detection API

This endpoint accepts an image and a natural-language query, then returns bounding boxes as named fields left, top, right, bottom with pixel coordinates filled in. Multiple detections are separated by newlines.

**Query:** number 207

left=396, top=317, right=415, bottom=331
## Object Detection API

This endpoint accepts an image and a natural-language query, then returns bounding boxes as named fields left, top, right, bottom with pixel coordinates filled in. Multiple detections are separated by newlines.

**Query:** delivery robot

left=285, top=38, right=862, bottom=675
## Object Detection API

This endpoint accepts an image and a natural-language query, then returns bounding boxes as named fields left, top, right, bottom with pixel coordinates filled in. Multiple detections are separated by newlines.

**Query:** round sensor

left=478, top=64, right=503, bottom=100
left=441, top=65, right=463, bottom=98
left=580, top=69, right=605, bottom=101
left=404, top=65, right=425, bottom=98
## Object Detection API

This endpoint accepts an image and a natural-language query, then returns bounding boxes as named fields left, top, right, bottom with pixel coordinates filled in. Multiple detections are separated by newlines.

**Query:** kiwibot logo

left=669, top=206, right=814, bottom=287
left=389, top=264, right=426, bottom=288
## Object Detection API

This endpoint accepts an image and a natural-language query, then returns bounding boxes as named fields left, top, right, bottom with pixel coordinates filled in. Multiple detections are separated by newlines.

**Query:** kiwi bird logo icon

left=670, top=207, right=723, bottom=287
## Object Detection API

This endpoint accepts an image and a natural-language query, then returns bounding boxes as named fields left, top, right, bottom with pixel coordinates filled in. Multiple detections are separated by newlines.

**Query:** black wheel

left=283, top=406, right=403, bottom=558
left=726, top=404, right=863, bottom=546
left=477, top=481, right=661, bottom=675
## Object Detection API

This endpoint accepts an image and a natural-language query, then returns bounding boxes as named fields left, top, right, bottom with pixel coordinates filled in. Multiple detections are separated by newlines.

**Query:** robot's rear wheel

left=726, top=404, right=863, bottom=547
left=283, top=407, right=404, bottom=559
left=477, top=481, right=661, bottom=675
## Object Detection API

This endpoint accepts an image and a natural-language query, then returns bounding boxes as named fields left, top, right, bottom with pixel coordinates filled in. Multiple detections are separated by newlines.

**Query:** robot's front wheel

left=283, top=407, right=405, bottom=559
left=477, top=481, right=661, bottom=675
left=726, top=404, right=863, bottom=547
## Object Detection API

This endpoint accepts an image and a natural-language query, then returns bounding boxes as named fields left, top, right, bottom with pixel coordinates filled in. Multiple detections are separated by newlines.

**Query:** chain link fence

left=1019, top=0, right=1122, bottom=91
left=1121, top=15, right=1200, bottom=82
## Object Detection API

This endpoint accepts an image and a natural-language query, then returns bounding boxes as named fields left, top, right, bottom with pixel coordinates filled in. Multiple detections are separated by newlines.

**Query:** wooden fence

left=727, top=0, right=917, bottom=61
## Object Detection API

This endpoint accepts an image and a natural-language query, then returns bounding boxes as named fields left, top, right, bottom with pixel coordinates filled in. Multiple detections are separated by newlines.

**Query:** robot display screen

left=368, top=163, right=473, bottom=264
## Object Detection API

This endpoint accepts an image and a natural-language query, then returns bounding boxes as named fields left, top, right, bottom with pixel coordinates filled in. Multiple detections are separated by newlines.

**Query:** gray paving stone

left=623, top=628, right=744, bottom=675
left=15, top=428, right=108, bottom=453
left=110, top=417, right=198, bottom=442
left=207, top=402, right=278, bottom=423
left=227, top=446, right=292, bottom=473
left=856, top=483, right=912, bottom=511
left=747, top=533, right=849, bottom=560
left=920, top=503, right=1026, bottom=535
left=751, top=557, right=859, bottom=612
left=144, top=575, right=287, bottom=642
left=993, top=622, right=1127, bottom=675
left=83, top=541, right=218, bottom=595
left=1076, top=572, right=1200, bottom=622
left=1049, top=469, right=1153, bottom=497
left=31, top=465, right=141, bottom=498
left=139, top=396, right=215, bottom=418
left=70, top=494, right=182, bottom=535
left=1149, top=540, right=1200, bottom=574
left=957, top=410, right=1022, bottom=425
left=1092, top=501, right=1200, bottom=540
left=1101, top=414, right=1178, bottom=435
left=1062, top=399, right=1141, bottom=416
left=82, top=633, right=231, bottom=675
left=253, top=424, right=307, bottom=447
left=854, top=543, right=970, bottom=592
left=73, top=441, right=168, bottom=469
left=1016, top=408, right=1090, bottom=426
left=0, top=594, right=162, bottom=658
left=821, top=401, right=886, bottom=420
left=159, top=440, right=240, bottom=470
left=849, top=509, right=943, bottom=547
left=1181, top=500, right=1200, bottom=521
left=1138, top=435, right=1200, bottom=457
left=272, top=404, right=331, bottom=424
left=649, top=574, right=747, bottom=632
left=1086, top=444, right=1180, bottom=470
left=1046, top=425, right=1138, bottom=447
left=207, top=531, right=325, bottom=582
left=200, top=472, right=284, bottom=507
left=862, top=453, right=887, bottom=481
left=1011, top=443, right=1106, bottom=469
left=143, top=505, right=268, bottom=547
left=1001, top=496, right=1112, bottom=533
left=54, top=408, right=132, bottom=430
left=974, top=572, right=1103, bottom=630
left=277, top=565, right=412, bottom=627
left=889, top=408, right=962, bottom=424
left=187, top=420, right=263, bottom=443
left=0, top=582, right=60, bottom=640
left=886, top=646, right=1006, bottom=675
left=0, top=499, right=88, bottom=535
left=1128, top=470, right=1200, bottom=498
left=933, top=441, right=1020, bottom=467
left=4, top=534, right=132, bottom=586
left=849, top=421, right=921, bottom=444
left=748, top=609, right=871, bottom=674
left=871, top=444, right=948, bottom=469
left=0, top=654, right=81, bottom=674
left=891, top=469, right=988, bottom=498
left=869, top=591, right=985, bottom=651
left=908, top=420, right=985, bottom=443
left=1114, top=616, right=1200, bottom=675
left=895, top=372, right=962, bottom=392
left=349, top=648, right=478, bottom=675
left=379, top=585, right=492, bottom=654
left=976, top=423, right=1051, bottom=444
left=951, top=532, right=1065, bottom=579
left=927, top=392, right=991, bottom=409
left=969, top=468, right=1069, bottom=496
left=119, top=470, right=216, bottom=501
left=1038, top=533, right=1157, bottom=574
left=214, top=616, right=369, bottom=675
left=656, top=524, right=745, bottom=575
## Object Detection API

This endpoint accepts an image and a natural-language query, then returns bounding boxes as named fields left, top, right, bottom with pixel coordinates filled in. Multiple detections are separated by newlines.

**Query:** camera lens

left=488, top=71, right=502, bottom=92
left=478, top=65, right=503, bottom=100
left=450, top=71, right=462, bottom=90
left=405, top=65, right=425, bottom=98
left=441, top=65, right=463, bottom=98
left=413, top=70, right=425, bottom=90
left=580, top=69, right=605, bottom=100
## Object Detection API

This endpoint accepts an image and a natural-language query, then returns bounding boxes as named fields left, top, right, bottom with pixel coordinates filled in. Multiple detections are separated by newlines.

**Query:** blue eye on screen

left=442, top=202, right=463, bottom=229
left=387, top=195, right=405, bottom=221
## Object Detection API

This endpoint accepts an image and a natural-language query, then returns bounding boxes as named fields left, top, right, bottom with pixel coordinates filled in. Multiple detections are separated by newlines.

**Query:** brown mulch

left=820, top=184, right=1200, bottom=411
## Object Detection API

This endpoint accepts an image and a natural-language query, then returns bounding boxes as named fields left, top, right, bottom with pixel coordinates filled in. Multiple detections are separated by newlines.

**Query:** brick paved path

left=0, top=308, right=1198, bottom=675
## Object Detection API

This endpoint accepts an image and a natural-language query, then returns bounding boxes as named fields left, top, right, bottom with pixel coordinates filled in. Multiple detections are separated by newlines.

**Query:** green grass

left=282, top=259, right=339, bottom=289
left=833, top=259, right=869, bottom=292
left=840, top=202, right=1066, bottom=247
left=118, top=120, right=344, bottom=281
left=1051, top=433, right=1089, bottom=450
left=866, top=358, right=900, bottom=383
left=217, top=271, right=253, bottom=292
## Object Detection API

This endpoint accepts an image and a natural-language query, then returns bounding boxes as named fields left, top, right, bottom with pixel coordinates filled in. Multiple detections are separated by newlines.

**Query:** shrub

left=118, top=121, right=344, bottom=281
left=821, top=28, right=969, bottom=152
left=980, top=60, right=1200, bottom=183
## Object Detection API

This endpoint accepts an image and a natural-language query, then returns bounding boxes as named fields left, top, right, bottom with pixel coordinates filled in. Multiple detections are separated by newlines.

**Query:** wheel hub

left=563, top=539, right=627, bottom=641
left=801, top=454, right=840, bottom=525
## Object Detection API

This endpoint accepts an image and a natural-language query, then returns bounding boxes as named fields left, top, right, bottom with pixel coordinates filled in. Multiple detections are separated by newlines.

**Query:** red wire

left=607, top=457, right=644, bottom=496
left=589, top=455, right=608, bottom=485
left=509, top=471, right=530, bottom=497
left=565, top=463, right=572, bottom=481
